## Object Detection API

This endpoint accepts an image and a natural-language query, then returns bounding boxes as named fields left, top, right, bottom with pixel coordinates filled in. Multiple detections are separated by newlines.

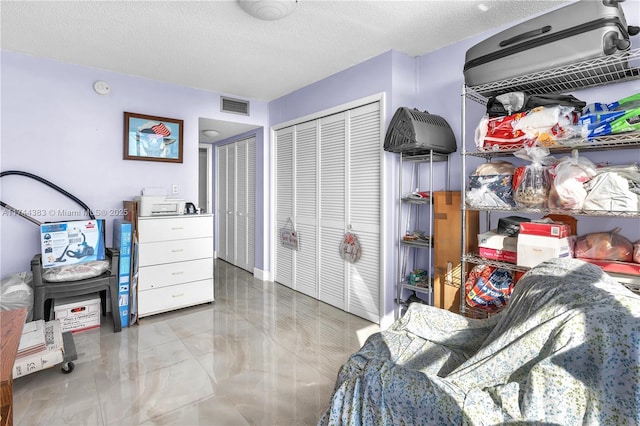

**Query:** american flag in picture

left=151, top=122, right=171, bottom=136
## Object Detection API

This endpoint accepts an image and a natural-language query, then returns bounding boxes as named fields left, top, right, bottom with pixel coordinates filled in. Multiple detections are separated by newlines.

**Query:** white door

left=217, top=144, right=229, bottom=262
left=346, top=102, right=381, bottom=322
left=217, top=138, right=255, bottom=272
left=235, top=137, right=256, bottom=272
left=318, top=112, right=347, bottom=310
left=273, top=100, right=381, bottom=322
left=274, top=127, right=294, bottom=288
left=293, top=121, right=318, bottom=298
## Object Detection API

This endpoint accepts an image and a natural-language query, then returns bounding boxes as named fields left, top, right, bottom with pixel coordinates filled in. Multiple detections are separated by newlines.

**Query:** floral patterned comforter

left=319, top=258, right=640, bottom=425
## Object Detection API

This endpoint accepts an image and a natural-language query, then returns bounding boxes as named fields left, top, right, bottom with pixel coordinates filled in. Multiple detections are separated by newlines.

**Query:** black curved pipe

left=0, top=170, right=96, bottom=222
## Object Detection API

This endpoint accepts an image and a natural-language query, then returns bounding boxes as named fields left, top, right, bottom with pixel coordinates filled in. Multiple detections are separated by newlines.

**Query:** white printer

left=135, top=195, right=185, bottom=216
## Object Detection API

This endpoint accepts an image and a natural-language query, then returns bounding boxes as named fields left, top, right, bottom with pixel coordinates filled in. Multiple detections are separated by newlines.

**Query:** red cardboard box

left=519, top=222, right=572, bottom=238
left=479, top=247, right=518, bottom=263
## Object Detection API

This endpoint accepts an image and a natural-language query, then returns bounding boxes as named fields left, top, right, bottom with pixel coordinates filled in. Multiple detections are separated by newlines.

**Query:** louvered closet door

left=217, top=144, right=229, bottom=262
left=294, top=121, right=318, bottom=298
left=234, top=137, right=255, bottom=272
left=246, top=138, right=256, bottom=271
left=318, top=112, right=347, bottom=310
left=346, top=102, right=381, bottom=322
left=275, top=127, right=294, bottom=288
left=226, top=144, right=236, bottom=264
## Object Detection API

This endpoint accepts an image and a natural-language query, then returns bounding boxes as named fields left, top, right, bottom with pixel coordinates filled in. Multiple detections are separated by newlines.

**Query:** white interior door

left=235, top=137, right=256, bottom=272
left=346, top=102, right=381, bottom=322
left=318, top=112, right=347, bottom=310
left=217, top=144, right=229, bottom=262
left=275, top=127, right=294, bottom=288
left=217, top=138, right=256, bottom=272
left=273, top=100, right=381, bottom=322
left=294, top=121, right=318, bottom=298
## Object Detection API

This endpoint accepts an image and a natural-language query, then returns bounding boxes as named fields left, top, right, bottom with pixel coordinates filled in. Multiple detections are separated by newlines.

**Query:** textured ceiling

left=1, top=0, right=573, bottom=102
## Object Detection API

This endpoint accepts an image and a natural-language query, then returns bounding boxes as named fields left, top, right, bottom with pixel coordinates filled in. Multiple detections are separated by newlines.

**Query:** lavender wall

left=0, top=51, right=268, bottom=276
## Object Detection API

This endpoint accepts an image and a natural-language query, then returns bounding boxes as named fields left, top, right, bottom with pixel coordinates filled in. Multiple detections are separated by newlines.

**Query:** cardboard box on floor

left=433, top=191, right=479, bottom=314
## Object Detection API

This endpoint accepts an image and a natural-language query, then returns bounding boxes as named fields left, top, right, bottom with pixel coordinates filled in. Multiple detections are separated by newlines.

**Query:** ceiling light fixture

left=201, top=130, right=220, bottom=138
left=238, top=0, right=298, bottom=21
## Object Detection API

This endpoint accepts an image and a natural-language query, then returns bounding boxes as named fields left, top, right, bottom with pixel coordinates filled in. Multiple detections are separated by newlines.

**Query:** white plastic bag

left=583, top=172, right=638, bottom=212
left=0, top=271, right=34, bottom=321
left=548, top=150, right=597, bottom=210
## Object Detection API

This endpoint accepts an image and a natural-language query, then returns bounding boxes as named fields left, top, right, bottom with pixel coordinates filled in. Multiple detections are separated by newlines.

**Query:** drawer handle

left=171, top=227, right=185, bottom=230
left=172, top=293, right=185, bottom=298
left=171, top=249, right=184, bottom=253
left=171, top=271, right=184, bottom=275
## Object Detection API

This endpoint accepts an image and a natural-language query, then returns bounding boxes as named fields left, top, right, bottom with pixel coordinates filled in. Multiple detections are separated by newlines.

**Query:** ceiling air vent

left=221, top=96, right=250, bottom=116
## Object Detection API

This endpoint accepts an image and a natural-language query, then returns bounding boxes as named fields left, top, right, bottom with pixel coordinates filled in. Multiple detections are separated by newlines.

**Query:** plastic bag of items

left=583, top=164, right=640, bottom=212
left=512, top=147, right=557, bottom=209
left=486, top=92, right=586, bottom=117
left=574, top=228, right=634, bottom=262
left=466, top=161, right=516, bottom=208
left=465, top=264, right=515, bottom=313
left=580, top=93, right=640, bottom=138
left=42, top=259, right=110, bottom=282
left=548, top=150, right=597, bottom=210
left=0, top=271, right=34, bottom=322
left=475, top=105, right=581, bottom=151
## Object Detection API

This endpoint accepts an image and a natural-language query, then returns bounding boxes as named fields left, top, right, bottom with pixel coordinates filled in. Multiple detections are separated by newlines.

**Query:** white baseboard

left=253, top=267, right=272, bottom=282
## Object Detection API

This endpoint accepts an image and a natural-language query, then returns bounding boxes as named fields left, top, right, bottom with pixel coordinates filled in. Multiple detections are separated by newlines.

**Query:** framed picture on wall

left=123, top=112, right=184, bottom=163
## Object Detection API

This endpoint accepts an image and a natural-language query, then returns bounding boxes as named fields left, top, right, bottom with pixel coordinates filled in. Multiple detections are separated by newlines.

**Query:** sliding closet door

left=274, top=127, right=294, bottom=288
left=318, top=112, right=347, bottom=310
left=294, top=121, right=318, bottom=298
left=346, top=103, right=381, bottom=322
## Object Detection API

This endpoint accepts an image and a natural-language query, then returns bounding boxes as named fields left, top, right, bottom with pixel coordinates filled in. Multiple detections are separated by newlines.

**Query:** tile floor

left=13, top=259, right=380, bottom=425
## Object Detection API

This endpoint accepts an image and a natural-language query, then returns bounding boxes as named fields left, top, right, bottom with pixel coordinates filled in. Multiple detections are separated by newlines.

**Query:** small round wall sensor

left=93, top=80, right=110, bottom=95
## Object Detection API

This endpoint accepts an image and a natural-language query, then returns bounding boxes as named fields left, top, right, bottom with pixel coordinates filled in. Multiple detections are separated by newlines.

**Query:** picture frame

left=123, top=112, right=184, bottom=163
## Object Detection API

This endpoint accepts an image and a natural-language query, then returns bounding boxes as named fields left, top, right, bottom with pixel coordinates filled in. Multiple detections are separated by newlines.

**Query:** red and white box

left=478, top=231, right=518, bottom=263
left=53, top=294, right=101, bottom=333
left=519, top=221, right=572, bottom=238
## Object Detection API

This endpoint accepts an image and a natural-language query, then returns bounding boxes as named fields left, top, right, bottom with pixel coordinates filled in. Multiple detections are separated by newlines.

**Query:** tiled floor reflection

left=13, top=259, right=379, bottom=425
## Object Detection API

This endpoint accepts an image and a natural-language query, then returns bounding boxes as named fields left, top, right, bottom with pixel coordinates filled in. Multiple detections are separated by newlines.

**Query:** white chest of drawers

left=137, top=215, right=214, bottom=318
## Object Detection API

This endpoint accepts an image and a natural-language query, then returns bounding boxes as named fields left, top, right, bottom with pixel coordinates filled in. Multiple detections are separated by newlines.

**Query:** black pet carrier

left=383, top=107, right=457, bottom=155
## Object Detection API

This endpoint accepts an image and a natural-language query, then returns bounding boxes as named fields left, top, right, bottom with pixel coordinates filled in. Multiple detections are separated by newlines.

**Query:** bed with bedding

left=319, top=258, right=640, bottom=425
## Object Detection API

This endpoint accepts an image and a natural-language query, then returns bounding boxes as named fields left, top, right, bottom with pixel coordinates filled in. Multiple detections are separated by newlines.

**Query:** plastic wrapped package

left=512, top=147, right=555, bottom=209
left=466, top=161, right=516, bottom=208
left=548, top=150, right=597, bottom=210
left=0, top=271, right=34, bottom=322
left=42, top=259, right=110, bottom=283
left=574, top=228, right=634, bottom=262
left=465, top=264, right=515, bottom=313
left=634, top=241, right=640, bottom=263
left=467, top=174, right=515, bottom=208
left=475, top=106, right=580, bottom=151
